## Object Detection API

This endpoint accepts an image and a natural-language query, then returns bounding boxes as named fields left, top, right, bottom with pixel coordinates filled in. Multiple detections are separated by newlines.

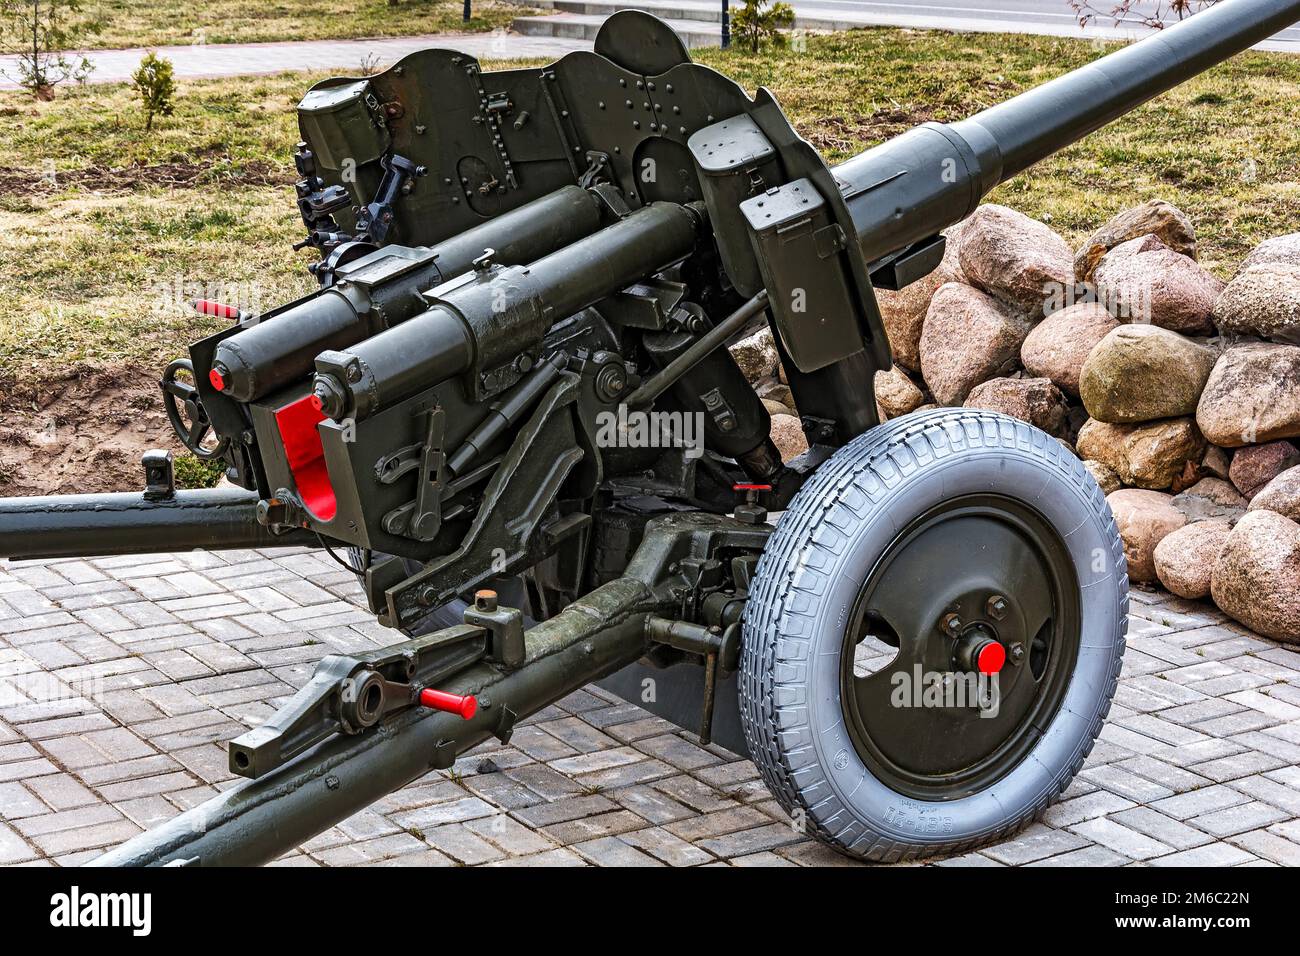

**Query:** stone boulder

left=761, top=397, right=792, bottom=417
left=757, top=379, right=795, bottom=410
left=729, top=327, right=779, bottom=382
left=958, top=204, right=1073, bottom=316
left=1084, top=459, right=1122, bottom=495
left=1211, top=509, right=1300, bottom=643
left=963, top=377, right=1069, bottom=436
left=1077, top=417, right=1206, bottom=490
left=770, top=414, right=808, bottom=462
left=1229, top=440, right=1300, bottom=498
left=1020, top=302, right=1119, bottom=397
left=1154, top=519, right=1232, bottom=599
left=1196, top=343, right=1300, bottom=447
left=1250, top=465, right=1300, bottom=521
left=1214, top=264, right=1300, bottom=345
left=1093, top=235, right=1223, bottom=334
left=1170, top=478, right=1248, bottom=524
left=1078, top=324, right=1216, bottom=424
left=920, top=282, right=1030, bottom=405
left=1074, top=199, right=1198, bottom=285
left=1107, top=488, right=1187, bottom=583
left=876, top=224, right=965, bottom=372
left=874, top=366, right=926, bottom=420
left=1241, top=232, right=1300, bottom=271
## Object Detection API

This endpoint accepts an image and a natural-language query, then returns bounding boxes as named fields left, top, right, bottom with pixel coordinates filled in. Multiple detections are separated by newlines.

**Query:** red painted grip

left=192, top=299, right=243, bottom=320
left=419, top=688, right=478, bottom=720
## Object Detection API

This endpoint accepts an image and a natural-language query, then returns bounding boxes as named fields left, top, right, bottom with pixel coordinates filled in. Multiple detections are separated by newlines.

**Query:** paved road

left=0, top=31, right=588, bottom=90
left=1, top=547, right=1299, bottom=867
left=4, top=1, right=1299, bottom=90
left=806, top=0, right=1300, bottom=46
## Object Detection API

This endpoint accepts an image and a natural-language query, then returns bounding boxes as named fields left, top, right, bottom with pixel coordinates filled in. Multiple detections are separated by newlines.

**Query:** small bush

left=173, top=454, right=226, bottom=489
left=732, top=0, right=795, bottom=55
left=132, top=51, right=176, bottom=131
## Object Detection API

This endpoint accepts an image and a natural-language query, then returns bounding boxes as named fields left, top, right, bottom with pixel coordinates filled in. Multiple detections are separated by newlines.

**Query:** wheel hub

left=839, top=495, right=1081, bottom=801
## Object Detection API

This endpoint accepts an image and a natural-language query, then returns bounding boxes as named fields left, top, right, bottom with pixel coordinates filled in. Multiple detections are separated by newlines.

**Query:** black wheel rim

left=839, top=494, right=1080, bottom=801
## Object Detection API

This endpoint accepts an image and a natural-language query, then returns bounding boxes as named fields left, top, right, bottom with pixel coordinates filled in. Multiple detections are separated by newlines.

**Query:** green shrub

left=132, top=51, right=176, bottom=131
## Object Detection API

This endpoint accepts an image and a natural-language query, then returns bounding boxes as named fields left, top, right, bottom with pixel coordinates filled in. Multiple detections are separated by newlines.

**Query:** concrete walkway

left=2, top=547, right=1299, bottom=866
left=0, top=31, right=589, bottom=90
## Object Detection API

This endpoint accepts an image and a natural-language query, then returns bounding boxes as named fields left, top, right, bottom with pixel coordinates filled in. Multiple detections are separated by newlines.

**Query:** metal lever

left=228, top=623, right=489, bottom=778
left=645, top=617, right=741, bottom=746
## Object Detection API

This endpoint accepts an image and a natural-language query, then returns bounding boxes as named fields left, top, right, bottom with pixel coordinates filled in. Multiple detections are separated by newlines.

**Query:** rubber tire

left=739, top=409, right=1128, bottom=863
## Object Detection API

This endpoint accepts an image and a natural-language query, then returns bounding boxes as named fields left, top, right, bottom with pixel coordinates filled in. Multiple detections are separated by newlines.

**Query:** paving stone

left=419, top=824, right=505, bottom=865
left=1041, top=789, right=1136, bottom=828
left=980, top=824, right=1091, bottom=865
left=778, top=841, right=866, bottom=866
left=0, top=821, right=38, bottom=864
left=390, top=797, right=496, bottom=830
left=665, top=805, right=770, bottom=842
left=1228, top=828, right=1300, bottom=866
left=1026, top=845, right=1131, bottom=866
left=465, top=814, right=556, bottom=856
left=1069, top=817, right=1173, bottom=860
left=696, top=822, right=805, bottom=859
left=30, top=818, right=142, bottom=856
left=1191, top=750, right=1288, bottom=783
left=1147, top=843, right=1258, bottom=866
left=1111, top=755, right=1211, bottom=793
left=633, top=733, right=721, bottom=771
left=1081, top=764, right=1176, bottom=803
left=511, top=794, right=616, bottom=828
left=619, top=826, right=713, bottom=866
left=612, top=785, right=696, bottom=825
left=1149, top=785, right=1251, bottom=820
left=572, top=836, right=663, bottom=866
left=484, top=847, right=587, bottom=867
left=541, top=809, right=646, bottom=845
left=1189, top=801, right=1289, bottom=838
left=1108, top=807, right=1214, bottom=850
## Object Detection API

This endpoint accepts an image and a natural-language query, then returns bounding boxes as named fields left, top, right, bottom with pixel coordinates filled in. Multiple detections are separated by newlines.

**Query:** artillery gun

left=2, top=0, right=1297, bottom=866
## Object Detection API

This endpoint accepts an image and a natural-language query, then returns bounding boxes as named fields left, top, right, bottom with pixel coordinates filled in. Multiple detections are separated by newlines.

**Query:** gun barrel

left=838, top=0, right=1300, bottom=264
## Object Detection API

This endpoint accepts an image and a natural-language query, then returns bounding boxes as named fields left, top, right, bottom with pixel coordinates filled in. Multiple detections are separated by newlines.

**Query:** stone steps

left=509, top=0, right=854, bottom=49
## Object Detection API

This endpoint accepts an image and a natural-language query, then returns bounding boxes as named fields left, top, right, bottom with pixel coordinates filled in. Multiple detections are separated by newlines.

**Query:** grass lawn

left=63, top=0, right=522, bottom=49
left=2, top=26, right=1299, bottom=391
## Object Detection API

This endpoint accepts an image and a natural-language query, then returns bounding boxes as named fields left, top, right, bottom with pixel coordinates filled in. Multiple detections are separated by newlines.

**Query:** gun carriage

left=2, top=0, right=1297, bottom=865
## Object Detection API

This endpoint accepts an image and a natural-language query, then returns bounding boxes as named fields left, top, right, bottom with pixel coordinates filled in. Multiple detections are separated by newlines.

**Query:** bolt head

left=986, top=595, right=1009, bottom=621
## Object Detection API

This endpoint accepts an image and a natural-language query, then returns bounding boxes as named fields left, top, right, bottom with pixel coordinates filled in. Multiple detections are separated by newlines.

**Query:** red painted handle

left=192, top=299, right=244, bottom=320
left=419, top=688, right=478, bottom=720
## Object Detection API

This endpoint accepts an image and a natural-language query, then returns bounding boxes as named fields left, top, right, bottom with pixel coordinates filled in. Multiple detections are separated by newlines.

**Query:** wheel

left=160, top=359, right=229, bottom=460
left=739, top=409, right=1128, bottom=862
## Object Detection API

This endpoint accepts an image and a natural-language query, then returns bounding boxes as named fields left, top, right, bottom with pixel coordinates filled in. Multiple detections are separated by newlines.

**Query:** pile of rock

left=731, top=199, right=1300, bottom=643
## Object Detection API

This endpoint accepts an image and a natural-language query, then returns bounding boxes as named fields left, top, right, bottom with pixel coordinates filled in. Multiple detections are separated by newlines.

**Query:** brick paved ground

left=1, top=546, right=1299, bottom=867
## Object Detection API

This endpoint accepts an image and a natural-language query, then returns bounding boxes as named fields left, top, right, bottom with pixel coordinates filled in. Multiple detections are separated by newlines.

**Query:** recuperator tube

left=313, top=201, right=704, bottom=421
left=210, top=185, right=605, bottom=402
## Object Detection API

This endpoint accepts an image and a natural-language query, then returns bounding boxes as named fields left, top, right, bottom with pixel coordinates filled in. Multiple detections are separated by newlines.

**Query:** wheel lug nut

left=986, top=595, right=1009, bottom=621
left=941, top=612, right=962, bottom=636
left=1009, top=642, right=1025, bottom=665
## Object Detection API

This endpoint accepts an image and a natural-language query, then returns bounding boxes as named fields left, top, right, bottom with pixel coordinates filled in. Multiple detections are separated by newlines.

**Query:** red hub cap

left=976, top=641, right=1006, bottom=675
